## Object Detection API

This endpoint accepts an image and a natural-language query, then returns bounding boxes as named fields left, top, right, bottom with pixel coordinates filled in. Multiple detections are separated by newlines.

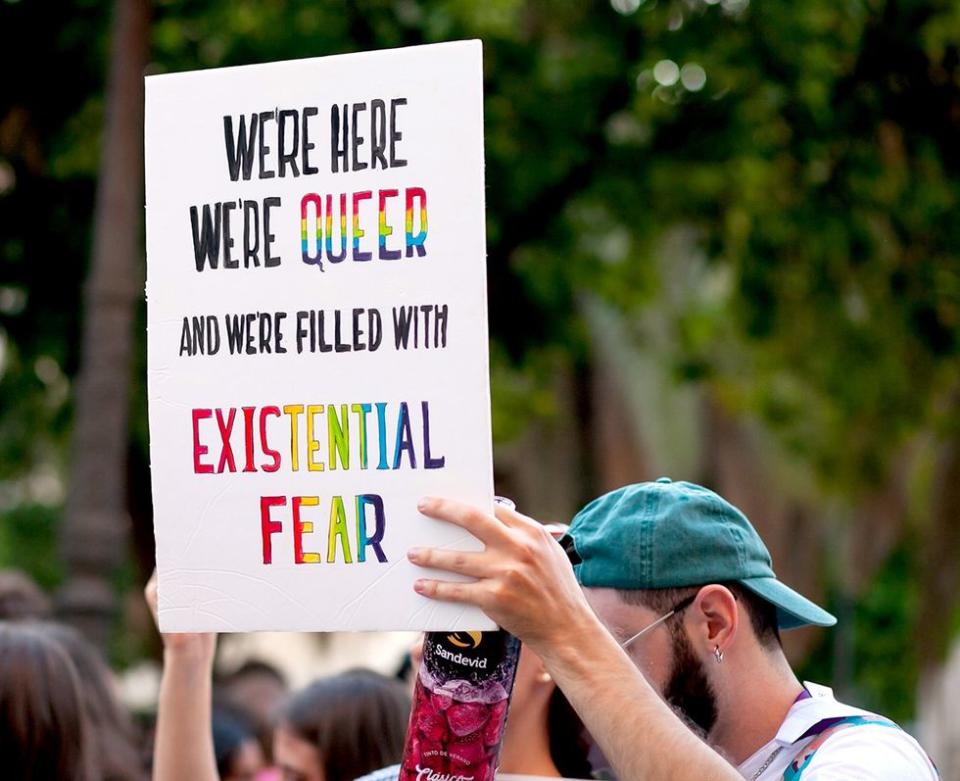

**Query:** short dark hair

left=280, top=668, right=410, bottom=781
left=617, top=582, right=782, bottom=650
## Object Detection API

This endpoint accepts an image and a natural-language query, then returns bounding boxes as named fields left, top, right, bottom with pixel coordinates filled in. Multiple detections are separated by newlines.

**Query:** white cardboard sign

left=145, top=41, right=495, bottom=632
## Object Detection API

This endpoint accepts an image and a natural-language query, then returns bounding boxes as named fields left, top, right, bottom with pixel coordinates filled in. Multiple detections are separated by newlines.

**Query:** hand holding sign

left=408, top=498, right=594, bottom=652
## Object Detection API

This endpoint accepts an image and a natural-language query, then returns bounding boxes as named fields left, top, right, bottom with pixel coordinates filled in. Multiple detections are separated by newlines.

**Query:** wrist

left=535, top=604, right=606, bottom=674
left=163, top=640, right=215, bottom=669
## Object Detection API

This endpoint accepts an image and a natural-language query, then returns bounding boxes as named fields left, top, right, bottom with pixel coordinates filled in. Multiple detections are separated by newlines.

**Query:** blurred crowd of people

left=0, top=568, right=596, bottom=781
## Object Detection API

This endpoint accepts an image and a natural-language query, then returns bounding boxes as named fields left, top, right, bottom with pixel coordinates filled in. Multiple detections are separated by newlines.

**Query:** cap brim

left=738, top=577, right=837, bottom=630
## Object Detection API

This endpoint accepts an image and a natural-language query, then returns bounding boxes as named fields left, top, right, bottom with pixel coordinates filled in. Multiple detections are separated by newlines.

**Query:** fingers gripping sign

left=408, top=496, right=595, bottom=651
left=145, top=571, right=217, bottom=663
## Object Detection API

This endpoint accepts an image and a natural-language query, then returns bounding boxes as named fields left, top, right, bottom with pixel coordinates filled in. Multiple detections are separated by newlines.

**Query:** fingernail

left=417, top=497, right=431, bottom=511
left=407, top=547, right=422, bottom=561
left=413, top=579, right=427, bottom=593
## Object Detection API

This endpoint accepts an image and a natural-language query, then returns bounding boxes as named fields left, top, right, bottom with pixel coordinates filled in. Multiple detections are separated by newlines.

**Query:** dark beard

left=664, top=627, right=718, bottom=738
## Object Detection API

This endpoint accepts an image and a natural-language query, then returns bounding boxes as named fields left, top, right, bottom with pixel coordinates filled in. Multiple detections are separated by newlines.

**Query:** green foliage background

left=2, top=0, right=960, bottom=721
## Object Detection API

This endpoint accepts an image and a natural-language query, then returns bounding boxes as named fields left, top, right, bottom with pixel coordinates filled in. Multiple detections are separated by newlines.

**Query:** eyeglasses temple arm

left=620, top=609, right=676, bottom=650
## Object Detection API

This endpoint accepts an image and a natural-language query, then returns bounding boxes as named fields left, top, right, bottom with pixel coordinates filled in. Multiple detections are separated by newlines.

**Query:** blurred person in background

left=0, top=567, right=53, bottom=621
left=0, top=621, right=93, bottom=780
left=221, top=659, right=290, bottom=729
left=0, top=570, right=147, bottom=778
left=219, top=659, right=290, bottom=761
left=275, top=669, right=410, bottom=781
left=46, top=623, right=147, bottom=781
left=214, top=708, right=268, bottom=781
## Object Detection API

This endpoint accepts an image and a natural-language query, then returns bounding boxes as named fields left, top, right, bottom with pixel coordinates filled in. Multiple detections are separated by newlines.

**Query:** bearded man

left=409, top=478, right=939, bottom=780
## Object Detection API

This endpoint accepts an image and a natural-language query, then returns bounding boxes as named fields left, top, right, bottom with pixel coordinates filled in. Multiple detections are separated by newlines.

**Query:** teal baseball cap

left=567, top=478, right=836, bottom=630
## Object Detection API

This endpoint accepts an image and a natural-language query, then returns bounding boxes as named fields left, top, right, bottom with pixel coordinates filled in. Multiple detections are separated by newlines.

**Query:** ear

left=527, top=648, right=554, bottom=685
left=689, top=584, right=739, bottom=658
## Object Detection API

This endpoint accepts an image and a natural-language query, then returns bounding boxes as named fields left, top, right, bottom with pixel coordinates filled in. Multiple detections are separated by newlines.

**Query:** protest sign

left=145, top=41, right=494, bottom=632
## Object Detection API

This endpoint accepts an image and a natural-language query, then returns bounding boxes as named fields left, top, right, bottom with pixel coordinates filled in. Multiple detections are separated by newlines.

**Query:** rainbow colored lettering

left=300, top=187, right=427, bottom=271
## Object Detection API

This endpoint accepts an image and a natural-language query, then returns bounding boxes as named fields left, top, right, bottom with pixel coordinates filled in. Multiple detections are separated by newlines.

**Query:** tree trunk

left=57, top=0, right=150, bottom=651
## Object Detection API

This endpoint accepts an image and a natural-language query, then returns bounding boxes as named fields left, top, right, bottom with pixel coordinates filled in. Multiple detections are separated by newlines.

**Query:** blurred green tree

left=1, top=0, right=959, bottom=720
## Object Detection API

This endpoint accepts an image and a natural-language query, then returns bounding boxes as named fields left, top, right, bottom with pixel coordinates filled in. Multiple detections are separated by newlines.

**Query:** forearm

left=537, top=611, right=741, bottom=781
left=153, top=649, right=219, bottom=781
